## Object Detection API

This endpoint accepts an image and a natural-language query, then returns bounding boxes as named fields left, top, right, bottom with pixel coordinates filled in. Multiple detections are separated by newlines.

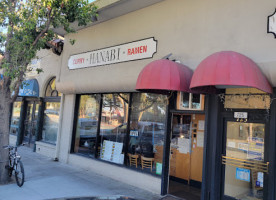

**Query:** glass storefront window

left=178, top=92, right=204, bottom=110
left=72, top=93, right=167, bottom=174
left=10, top=102, right=22, bottom=135
left=182, top=93, right=190, bottom=109
left=191, top=94, right=201, bottom=109
left=42, top=102, right=60, bottom=144
left=224, top=122, right=265, bottom=200
left=41, top=77, right=61, bottom=145
left=99, top=94, right=129, bottom=164
left=74, top=95, right=100, bottom=157
left=128, top=93, right=166, bottom=175
left=45, top=78, right=61, bottom=97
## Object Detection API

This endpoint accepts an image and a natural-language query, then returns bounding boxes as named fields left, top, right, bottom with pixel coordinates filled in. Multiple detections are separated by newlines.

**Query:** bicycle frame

left=3, top=145, right=25, bottom=187
left=9, top=147, right=21, bottom=171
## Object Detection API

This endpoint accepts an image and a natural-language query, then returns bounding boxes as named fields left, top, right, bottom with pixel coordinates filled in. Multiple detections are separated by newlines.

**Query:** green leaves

left=69, top=39, right=76, bottom=45
left=0, top=0, right=97, bottom=96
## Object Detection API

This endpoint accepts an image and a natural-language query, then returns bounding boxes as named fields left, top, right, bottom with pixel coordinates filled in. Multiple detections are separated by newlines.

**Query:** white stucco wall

left=58, top=94, right=76, bottom=163
left=68, top=154, right=161, bottom=194
left=57, top=0, right=276, bottom=94
left=28, top=49, right=62, bottom=97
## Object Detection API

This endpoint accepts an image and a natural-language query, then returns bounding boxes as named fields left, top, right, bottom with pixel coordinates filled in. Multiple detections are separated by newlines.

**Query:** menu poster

left=101, top=140, right=124, bottom=164
left=101, top=140, right=113, bottom=161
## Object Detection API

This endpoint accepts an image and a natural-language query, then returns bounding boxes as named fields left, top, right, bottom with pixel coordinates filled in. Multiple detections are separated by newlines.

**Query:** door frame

left=220, top=111, right=270, bottom=200
left=22, top=98, right=41, bottom=146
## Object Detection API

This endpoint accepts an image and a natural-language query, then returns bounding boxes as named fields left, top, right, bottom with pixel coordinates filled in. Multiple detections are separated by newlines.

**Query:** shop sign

left=268, top=9, right=276, bottom=38
left=234, top=112, right=248, bottom=119
left=68, top=37, right=157, bottom=70
left=236, top=168, right=250, bottom=182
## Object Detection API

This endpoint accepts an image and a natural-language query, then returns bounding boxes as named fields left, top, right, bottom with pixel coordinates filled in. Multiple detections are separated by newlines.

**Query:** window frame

left=40, top=77, right=61, bottom=145
left=177, top=92, right=205, bottom=111
left=71, top=92, right=168, bottom=176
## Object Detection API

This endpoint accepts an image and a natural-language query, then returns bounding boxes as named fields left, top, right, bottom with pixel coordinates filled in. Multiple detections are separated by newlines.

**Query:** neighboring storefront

left=9, top=49, right=63, bottom=158
left=9, top=0, right=276, bottom=199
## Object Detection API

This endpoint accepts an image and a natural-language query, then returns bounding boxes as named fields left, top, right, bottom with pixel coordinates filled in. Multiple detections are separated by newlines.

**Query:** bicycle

left=3, top=144, right=25, bottom=187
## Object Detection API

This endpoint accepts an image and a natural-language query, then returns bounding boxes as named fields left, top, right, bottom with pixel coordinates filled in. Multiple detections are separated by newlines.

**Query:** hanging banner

left=68, top=37, right=157, bottom=69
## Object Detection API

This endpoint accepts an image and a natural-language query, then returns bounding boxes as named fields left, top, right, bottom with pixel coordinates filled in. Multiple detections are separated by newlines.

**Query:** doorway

left=23, top=101, right=40, bottom=147
left=168, top=113, right=205, bottom=200
left=221, top=120, right=268, bottom=200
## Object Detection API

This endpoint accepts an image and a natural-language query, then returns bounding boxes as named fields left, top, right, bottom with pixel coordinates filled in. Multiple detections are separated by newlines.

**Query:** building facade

left=10, top=0, right=276, bottom=199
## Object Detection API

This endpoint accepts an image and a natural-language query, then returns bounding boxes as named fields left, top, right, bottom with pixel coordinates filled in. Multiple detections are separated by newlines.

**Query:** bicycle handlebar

left=3, top=145, right=14, bottom=150
left=3, top=143, right=26, bottom=150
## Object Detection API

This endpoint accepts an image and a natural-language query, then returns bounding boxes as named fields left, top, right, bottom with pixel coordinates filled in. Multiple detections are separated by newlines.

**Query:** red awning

left=136, top=59, right=193, bottom=94
left=190, top=51, right=273, bottom=94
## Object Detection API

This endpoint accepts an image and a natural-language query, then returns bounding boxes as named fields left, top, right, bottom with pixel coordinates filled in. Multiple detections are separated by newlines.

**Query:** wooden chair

left=98, top=146, right=101, bottom=157
left=128, top=153, right=139, bottom=168
left=141, top=156, right=154, bottom=172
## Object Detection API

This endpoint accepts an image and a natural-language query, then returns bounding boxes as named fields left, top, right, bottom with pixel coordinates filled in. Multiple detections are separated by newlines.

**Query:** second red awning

left=190, top=51, right=273, bottom=94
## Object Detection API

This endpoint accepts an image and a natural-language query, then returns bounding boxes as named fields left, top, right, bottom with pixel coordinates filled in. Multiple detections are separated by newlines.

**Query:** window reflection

left=45, top=78, right=61, bottom=97
left=99, top=94, right=129, bottom=164
left=10, top=102, right=22, bottom=135
left=191, top=94, right=201, bottom=109
left=179, top=92, right=204, bottom=110
left=128, top=93, right=166, bottom=175
left=224, top=122, right=265, bottom=200
left=74, top=95, right=100, bottom=157
left=42, top=102, right=60, bottom=144
left=72, top=93, right=168, bottom=174
left=182, top=93, right=190, bottom=108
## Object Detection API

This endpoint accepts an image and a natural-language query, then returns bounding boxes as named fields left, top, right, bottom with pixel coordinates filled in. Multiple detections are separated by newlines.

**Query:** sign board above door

left=68, top=37, right=157, bottom=70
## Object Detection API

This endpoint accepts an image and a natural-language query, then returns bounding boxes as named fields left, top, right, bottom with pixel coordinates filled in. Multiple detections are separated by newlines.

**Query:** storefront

left=9, top=49, right=63, bottom=158
left=9, top=0, right=276, bottom=199
left=189, top=50, right=275, bottom=200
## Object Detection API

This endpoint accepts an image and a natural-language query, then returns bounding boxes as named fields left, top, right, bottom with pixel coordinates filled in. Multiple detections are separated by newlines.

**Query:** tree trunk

left=0, top=93, right=12, bottom=184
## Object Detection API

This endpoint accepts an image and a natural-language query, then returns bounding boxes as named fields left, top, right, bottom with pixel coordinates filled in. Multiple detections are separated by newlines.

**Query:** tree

left=0, top=0, right=97, bottom=184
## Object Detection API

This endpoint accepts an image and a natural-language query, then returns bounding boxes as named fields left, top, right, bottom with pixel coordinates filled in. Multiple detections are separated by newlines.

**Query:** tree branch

left=32, top=8, right=53, bottom=47
left=10, top=68, right=25, bottom=103
left=4, top=0, right=15, bottom=63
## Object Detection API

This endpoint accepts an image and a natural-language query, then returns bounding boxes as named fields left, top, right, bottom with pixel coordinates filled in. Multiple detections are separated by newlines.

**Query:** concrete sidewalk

left=0, top=147, right=162, bottom=200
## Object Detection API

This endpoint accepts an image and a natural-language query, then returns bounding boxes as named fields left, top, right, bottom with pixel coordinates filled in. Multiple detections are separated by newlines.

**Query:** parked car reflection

left=129, top=121, right=165, bottom=157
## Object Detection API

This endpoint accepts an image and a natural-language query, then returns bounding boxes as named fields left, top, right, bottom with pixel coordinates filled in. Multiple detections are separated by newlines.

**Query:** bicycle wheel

left=15, top=160, right=25, bottom=187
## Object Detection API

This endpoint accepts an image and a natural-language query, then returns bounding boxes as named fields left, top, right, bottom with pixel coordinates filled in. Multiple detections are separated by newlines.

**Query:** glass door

left=168, top=114, right=204, bottom=200
left=23, top=101, right=39, bottom=146
left=222, top=121, right=269, bottom=200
